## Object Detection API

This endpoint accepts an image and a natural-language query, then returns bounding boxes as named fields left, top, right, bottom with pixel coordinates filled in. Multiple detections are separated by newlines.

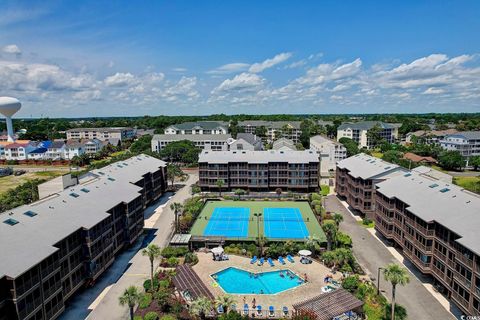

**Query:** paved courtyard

left=193, top=252, right=342, bottom=314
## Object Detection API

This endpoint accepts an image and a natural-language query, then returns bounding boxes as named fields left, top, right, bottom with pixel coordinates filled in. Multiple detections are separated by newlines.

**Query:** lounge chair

left=278, top=256, right=286, bottom=265
left=269, top=306, right=275, bottom=317
left=231, top=304, right=237, bottom=312
left=243, top=304, right=249, bottom=316
left=287, top=255, right=295, bottom=263
left=282, top=306, right=289, bottom=316
left=217, top=305, right=224, bottom=314
left=268, top=258, right=274, bottom=267
left=250, top=256, right=257, bottom=264
left=258, top=257, right=264, bottom=266
left=257, top=305, right=263, bottom=316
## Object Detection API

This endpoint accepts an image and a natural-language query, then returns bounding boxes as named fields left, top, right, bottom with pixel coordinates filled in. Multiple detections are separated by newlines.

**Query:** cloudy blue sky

left=1, top=1, right=479, bottom=117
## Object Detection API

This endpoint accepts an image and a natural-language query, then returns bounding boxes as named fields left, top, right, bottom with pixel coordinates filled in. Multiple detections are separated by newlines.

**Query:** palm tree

left=215, top=295, right=235, bottom=314
left=142, top=244, right=162, bottom=292
left=118, top=286, right=143, bottom=320
left=322, top=220, right=337, bottom=251
left=275, top=188, right=282, bottom=199
left=383, top=263, right=410, bottom=320
left=170, top=202, right=183, bottom=232
left=216, top=179, right=225, bottom=197
left=167, top=163, right=183, bottom=188
left=190, top=296, right=213, bottom=320
left=332, top=213, right=344, bottom=227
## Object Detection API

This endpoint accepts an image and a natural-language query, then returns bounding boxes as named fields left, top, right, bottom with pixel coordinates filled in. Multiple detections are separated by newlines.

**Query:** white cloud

left=2, top=44, right=21, bottom=55
left=172, top=67, right=187, bottom=72
left=73, top=90, right=101, bottom=101
left=207, top=63, right=250, bottom=75
left=213, top=73, right=265, bottom=93
left=104, top=72, right=138, bottom=87
left=249, top=52, right=292, bottom=73
left=423, top=87, right=445, bottom=95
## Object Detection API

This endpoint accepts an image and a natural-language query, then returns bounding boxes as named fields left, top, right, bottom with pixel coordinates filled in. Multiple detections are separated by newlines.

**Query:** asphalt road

left=60, top=173, right=198, bottom=320
left=324, top=195, right=457, bottom=320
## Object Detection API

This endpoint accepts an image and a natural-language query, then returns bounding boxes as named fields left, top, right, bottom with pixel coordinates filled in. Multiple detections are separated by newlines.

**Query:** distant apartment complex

left=238, top=121, right=302, bottom=143
left=0, top=154, right=167, bottom=320
left=151, top=133, right=263, bottom=153
left=198, top=150, right=319, bottom=192
left=337, top=121, right=399, bottom=148
left=335, top=154, right=406, bottom=219
left=405, top=129, right=458, bottom=144
left=374, top=172, right=480, bottom=316
left=440, top=131, right=480, bottom=164
left=164, top=121, right=228, bottom=135
left=66, top=127, right=135, bottom=141
left=310, top=135, right=347, bottom=174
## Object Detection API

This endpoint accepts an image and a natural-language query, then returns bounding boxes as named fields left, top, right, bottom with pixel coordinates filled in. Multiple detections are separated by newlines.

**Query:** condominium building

left=440, top=131, right=480, bottom=163
left=228, top=133, right=264, bottom=151
left=405, top=129, right=458, bottom=144
left=151, top=134, right=231, bottom=152
left=164, top=121, right=228, bottom=135
left=337, top=121, right=400, bottom=148
left=238, top=121, right=302, bottom=143
left=374, top=172, right=480, bottom=316
left=310, top=135, right=347, bottom=175
left=0, top=154, right=167, bottom=320
left=335, top=154, right=406, bottom=219
left=66, top=127, right=135, bottom=141
left=198, top=150, right=319, bottom=192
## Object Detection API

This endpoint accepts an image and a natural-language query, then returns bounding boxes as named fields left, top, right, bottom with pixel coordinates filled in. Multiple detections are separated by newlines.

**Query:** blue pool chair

left=243, top=304, right=249, bottom=316
left=217, top=305, right=224, bottom=314
left=269, top=306, right=275, bottom=317
left=258, top=257, right=264, bottom=266
left=256, top=305, right=263, bottom=316
left=278, top=256, right=286, bottom=265
left=250, top=256, right=257, bottom=264
left=282, top=306, right=289, bottom=316
left=287, top=255, right=295, bottom=263
left=268, top=258, right=274, bottom=266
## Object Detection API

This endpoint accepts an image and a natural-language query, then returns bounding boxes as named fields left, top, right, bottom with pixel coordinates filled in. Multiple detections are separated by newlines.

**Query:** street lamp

left=253, top=213, right=262, bottom=253
left=377, top=267, right=384, bottom=295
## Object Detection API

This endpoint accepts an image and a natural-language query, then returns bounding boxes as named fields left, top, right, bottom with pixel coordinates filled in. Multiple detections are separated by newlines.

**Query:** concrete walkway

left=60, top=173, right=198, bottom=320
left=324, top=195, right=457, bottom=320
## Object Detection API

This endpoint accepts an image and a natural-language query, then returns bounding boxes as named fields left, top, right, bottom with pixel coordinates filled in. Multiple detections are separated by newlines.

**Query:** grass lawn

left=453, top=176, right=480, bottom=194
left=190, top=200, right=326, bottom=242
left=0, top=171, right=65, bottom=194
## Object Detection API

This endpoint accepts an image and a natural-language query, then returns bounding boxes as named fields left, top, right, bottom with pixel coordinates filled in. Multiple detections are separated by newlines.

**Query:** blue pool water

left=212, top=267, right=304, bottom=294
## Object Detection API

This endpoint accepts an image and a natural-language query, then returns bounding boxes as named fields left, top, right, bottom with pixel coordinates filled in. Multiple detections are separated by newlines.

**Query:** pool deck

left=192, top=252, right=342, bottom=313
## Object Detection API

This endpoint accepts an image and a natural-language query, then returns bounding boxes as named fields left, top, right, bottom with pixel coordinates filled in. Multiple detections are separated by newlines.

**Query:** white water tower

left=0, top=97, right=21, bottom=142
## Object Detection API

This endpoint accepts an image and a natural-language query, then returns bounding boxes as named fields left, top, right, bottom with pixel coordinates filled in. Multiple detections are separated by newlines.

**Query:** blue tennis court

left=203, top=207, right=250, bottom=238
left=263, top=207, right=309, bottom=239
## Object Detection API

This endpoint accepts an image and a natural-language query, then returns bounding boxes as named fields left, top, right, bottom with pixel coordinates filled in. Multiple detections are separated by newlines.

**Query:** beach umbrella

left=211, top=246, right=224, bottom=255
left=298, top=249, right=312, bottom=256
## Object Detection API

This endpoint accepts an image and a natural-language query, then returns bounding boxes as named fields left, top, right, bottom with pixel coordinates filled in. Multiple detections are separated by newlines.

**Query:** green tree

left=342, top=275, right=360, bottom=293
left=131, top=134, right=153, bottom=153
left=469, top=155, right=480, bottom=171
left=218, top=311, right=249, bottom=320
left=322, top=220, right=337, bottom=251
left=438, top=151, right=465, bottom=171
left=216, top=179, right=225, bottom=197
left=254, top=126, right=267, bottom=138
left=142, top=244, right=162, bottom=292
left=215, top=295, right=236, bottom=314
left=383, top=264, right=410, bottom=320
left=332, top=213, right=344, bottom=227
left=167, top=163, right=183, bottom=187
left=229, top=119, right=244, bottom=139
left=170, top=202, right=183, bottom=232
left=382, top=150, right=403, bottom=164
left=119, top=286, right=143, bottom=320
left=339, top=137, right=359, bottom=157
left=190, top=296, right=213, bottom=320
left=159, top=140, right=200, bottom=164
left=367, top=124, right=386, bottom=148
left=234, top=188, right=246, bottom=200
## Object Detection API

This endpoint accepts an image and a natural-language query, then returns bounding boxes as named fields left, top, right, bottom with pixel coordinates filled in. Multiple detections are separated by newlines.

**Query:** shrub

left=311, top=199, right=322, bottom=207
left=167, top=257, right=179, bottom=267
left=139, top=293, right=153, bottom=309
left=144, top=311, right=159, bottom=320
left=336, top=232, right=352, bottom=248
left=320, top=185, right=330, bottom=196
left=311, top=193, right=322, bottom=201
left=161, top=246, right=189, bottom=258
left=218, top=311, right=249, bottom=320
left=184, top=252, right=198, bottom=264
left=342, top=275, right=360, bottom=293
left=143, top=279, right=159, bottom=292
left=134, top=316, right=143, bottom=320
left=160, top=315, right=177, bottom=320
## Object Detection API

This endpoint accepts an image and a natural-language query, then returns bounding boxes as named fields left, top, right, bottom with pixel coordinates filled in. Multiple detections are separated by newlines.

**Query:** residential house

left=440, top=131, right=480, bottom=165
left=46, top=141, right=66, bottom=160
left=406, top=129, right=458, bottom=144
left=272, top=138, right=297, bottom=151
left=228, top=133, right=263, bottom=151
left=64, top=140, right=85, bottom=160
left=4, top=141, right=37, bottom=161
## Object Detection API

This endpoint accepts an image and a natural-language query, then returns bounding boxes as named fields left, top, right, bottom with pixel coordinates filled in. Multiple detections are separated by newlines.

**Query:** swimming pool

left=212, top=267, right=304, bottom=294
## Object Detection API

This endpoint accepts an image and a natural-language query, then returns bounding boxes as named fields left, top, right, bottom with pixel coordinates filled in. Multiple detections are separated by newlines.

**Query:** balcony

left=454, top=272, right=472, bottom=289
left=451, top=291, right=470, bottom=312
left=456, top=254, right=474, bottom=268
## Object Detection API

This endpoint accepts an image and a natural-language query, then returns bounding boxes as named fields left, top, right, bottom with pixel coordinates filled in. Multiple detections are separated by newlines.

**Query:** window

left=24, top=211, right=37, bottom=217
left=440, top=188, right=450, bottom=193
left=4, top=218, right=19, bottom=226
left=80, top=188, right=90, bottom=193
left=69, top=192, right=80, bottom=198
left=108, top=177, right=116, bottom=181
left=429, top=183, right=439, bottom=188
